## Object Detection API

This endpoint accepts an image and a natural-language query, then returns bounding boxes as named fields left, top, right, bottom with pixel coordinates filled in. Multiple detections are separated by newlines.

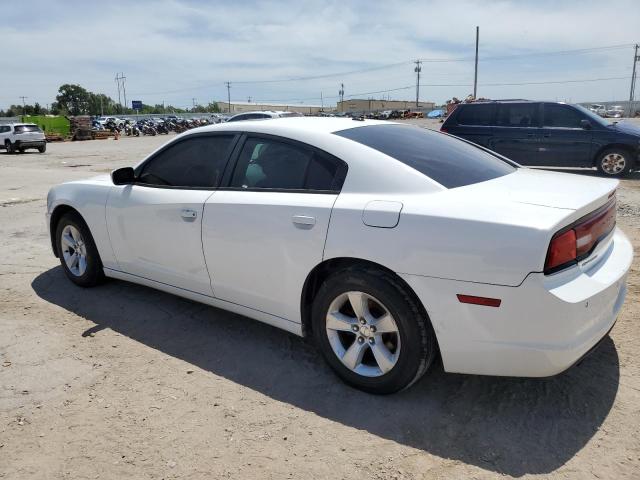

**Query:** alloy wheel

left=601, top=153, right=626, bottom=175
left=325, top=291, right=401, bottom=377
left=60, top=225, right=88, bottom=277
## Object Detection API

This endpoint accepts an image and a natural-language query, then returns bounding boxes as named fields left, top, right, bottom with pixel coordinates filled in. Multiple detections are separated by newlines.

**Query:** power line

left=124, top=42, right=638, bottom=98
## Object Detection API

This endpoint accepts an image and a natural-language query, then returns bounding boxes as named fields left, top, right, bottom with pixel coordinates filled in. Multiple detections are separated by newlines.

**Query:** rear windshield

left=334, top=124, right=515, bottom=188
left=14, top=125, right=42, bottom=133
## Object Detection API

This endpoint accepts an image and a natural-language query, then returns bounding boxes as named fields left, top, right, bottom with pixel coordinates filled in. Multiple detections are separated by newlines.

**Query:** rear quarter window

left=334, top=124, right=515, bottom=189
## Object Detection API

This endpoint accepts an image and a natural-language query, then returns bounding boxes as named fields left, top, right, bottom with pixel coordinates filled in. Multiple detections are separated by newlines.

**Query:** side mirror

left=111, top=167, right=136, bottom=185
left=580, top=119, right=592, bottom=130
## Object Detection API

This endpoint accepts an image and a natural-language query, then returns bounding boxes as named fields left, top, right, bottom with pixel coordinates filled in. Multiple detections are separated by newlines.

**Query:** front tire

left=597, top=148, right=633, bottom=176
left=55, top=212, right=105, bottom=287
left=5, top=140, right=14, bottom=154
left=312, top=267, right=437, bottom=394
left=38, top=144, right=46, bottom=153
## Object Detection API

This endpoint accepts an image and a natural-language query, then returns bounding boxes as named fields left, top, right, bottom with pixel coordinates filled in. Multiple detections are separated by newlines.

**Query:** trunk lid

left=468, top=168, right=617, bottom=217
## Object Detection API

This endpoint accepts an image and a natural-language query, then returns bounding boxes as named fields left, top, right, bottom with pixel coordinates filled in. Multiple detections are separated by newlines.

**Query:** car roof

left=190, top=116, right=390, bottom=135
left=140, top=117, right=444, bottom=195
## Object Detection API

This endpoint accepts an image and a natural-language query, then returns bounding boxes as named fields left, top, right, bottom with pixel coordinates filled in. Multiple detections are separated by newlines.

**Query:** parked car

left=227, top=110, right=302, bottom=122
left=0, top=123, right=47, bottom=153
left=427, top=109, right=445, bottom=118
left=605, top=105, right=625, bottom=119
left=441, top=100, right=639, bottom=176
left=97, top=116, right=125, bottom=127
left=588, top=104, right=607, bottom=117
left=46, top=118, right=632, bottom=394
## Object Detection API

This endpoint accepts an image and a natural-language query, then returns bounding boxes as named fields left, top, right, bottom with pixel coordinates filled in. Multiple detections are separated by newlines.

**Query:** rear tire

left=55, top=212, right=105, bottom=287
left=5, top=140, right=14, bottom=154
left=312, top=267, right=437, bottom=394
left=596, top=148, right=633, bottom=176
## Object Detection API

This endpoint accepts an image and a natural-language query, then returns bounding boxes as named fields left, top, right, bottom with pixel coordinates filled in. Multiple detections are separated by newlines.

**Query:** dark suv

left=441, top=100, right=640, bottom=176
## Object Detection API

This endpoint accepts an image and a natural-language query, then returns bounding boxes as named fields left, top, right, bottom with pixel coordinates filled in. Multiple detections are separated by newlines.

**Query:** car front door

left=489, top=102, right=543, bottom=165
left=105, top=133, right=237, bottom=295
left=538, top=103, right=593, bottom=167
left=202, top=134, right=347, bottom=323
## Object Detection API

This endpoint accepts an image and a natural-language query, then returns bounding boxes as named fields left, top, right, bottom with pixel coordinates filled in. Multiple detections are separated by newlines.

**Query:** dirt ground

left=1, top=123, right=639, bottom=479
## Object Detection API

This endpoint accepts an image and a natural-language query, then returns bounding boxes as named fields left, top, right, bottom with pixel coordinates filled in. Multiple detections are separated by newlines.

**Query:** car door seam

left=321, top=193, right=341, bottom=261
left=201, top=190, right=218, bottom=298
left=104, top=186, right=123, bottom=271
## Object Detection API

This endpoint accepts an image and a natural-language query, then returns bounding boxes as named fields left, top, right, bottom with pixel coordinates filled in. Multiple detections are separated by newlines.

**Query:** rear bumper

left=14, top=139, right=46, bottom=148
left=401, top=227, right=632, bottom=377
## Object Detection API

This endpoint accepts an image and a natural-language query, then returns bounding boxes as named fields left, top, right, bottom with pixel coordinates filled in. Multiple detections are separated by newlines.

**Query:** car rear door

left=489, top=103, right=543, bottom=165
left=202, top=134, right=347, bottom=323
left=538, top=103, right=593, bottom=167
left=105, top=133, right=237, bottom=295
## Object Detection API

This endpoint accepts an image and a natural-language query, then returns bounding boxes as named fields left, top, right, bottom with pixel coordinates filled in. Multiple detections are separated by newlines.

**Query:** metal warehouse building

left=216, top=101, right=324, bottom=115
left=337, top=99, right=435, bottom=113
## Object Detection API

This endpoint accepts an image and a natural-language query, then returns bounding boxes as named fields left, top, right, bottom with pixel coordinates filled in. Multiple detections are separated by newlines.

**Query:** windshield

left=335, top=124, right=515, bottom=189
left=574, top=105, right=609, bottom=126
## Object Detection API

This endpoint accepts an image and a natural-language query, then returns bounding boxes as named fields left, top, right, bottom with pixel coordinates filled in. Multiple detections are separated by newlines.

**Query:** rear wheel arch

left=300, top=257, right=433, bottom=340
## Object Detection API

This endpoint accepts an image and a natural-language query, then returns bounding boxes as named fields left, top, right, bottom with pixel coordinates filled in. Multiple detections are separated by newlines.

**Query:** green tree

left=56, top=84, right=91, bottom=115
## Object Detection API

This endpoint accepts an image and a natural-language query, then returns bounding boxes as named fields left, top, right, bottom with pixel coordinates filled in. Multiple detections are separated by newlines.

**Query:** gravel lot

left=1, top=124, right=639, bottom=479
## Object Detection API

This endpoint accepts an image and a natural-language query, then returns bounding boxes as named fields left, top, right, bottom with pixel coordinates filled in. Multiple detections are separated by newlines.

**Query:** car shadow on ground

left=32, top=267, right=620, bottom=477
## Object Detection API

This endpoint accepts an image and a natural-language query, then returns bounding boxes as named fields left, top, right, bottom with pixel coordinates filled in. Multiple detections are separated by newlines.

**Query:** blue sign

left=132, top=100, right=143, bottom=110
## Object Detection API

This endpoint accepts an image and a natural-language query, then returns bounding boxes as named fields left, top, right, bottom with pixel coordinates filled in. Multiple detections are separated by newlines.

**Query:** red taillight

left=440, top=127, right=448, bottom=133
left=574, top=202, right=616, bottom=257
left=544, top=199, right=616, bottom=275
left=545, top=229, right=577, bottom=273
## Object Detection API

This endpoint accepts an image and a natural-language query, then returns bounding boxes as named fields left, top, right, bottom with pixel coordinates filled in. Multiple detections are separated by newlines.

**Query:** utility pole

left=339, top=83, right=344, bottom=112
left=192, top=98, right=197, bottom=111
left=19, top=96, right=28, bottom=116
left=121, top=73, right=127, bottom=112
left=114, top=73, right=125, bottom=112
left=225, top=82, right=231, bottom=113
left=628, top=44, right=639, bottom=117
left=100, top=95, right=103, bottom=116
left=473, top=26, right=479, bottom=99
left=414, top=60, right=422, bottom=107
left=320, top=92, right=324, bottom=111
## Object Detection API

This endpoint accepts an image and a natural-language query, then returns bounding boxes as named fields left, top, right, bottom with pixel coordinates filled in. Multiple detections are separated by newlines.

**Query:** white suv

left=0, top=123, right=47, bottom=153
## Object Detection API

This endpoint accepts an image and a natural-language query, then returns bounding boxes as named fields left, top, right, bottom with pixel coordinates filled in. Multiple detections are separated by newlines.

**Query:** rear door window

left=335, top=124, right=515, bottom=189
left=496, top=103, right=539, bottom=127
left=230, top=136, right=347, bottom=192
left=543, top=104, right=585, bottom=128
left=456, top=104, right=495, bottom=126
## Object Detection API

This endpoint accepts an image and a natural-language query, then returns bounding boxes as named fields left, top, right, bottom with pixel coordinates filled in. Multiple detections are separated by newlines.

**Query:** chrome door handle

left=181, top=209, right=197, bottom=219
left=292, top=215, right=316, bottom=227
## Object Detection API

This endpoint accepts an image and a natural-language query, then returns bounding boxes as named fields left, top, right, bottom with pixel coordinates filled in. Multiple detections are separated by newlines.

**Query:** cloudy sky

left=1, top=0, right=639, bottom=110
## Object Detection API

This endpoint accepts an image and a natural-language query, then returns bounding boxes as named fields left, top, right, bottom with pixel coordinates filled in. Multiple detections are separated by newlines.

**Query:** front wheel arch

left=592, top=144, right=635, bottom=170
left=49, top=205, right=83, bottom=257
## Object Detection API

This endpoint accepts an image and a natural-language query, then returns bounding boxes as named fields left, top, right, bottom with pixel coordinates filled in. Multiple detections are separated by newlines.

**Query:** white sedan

left=46, top=118, right=632, bottom=394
